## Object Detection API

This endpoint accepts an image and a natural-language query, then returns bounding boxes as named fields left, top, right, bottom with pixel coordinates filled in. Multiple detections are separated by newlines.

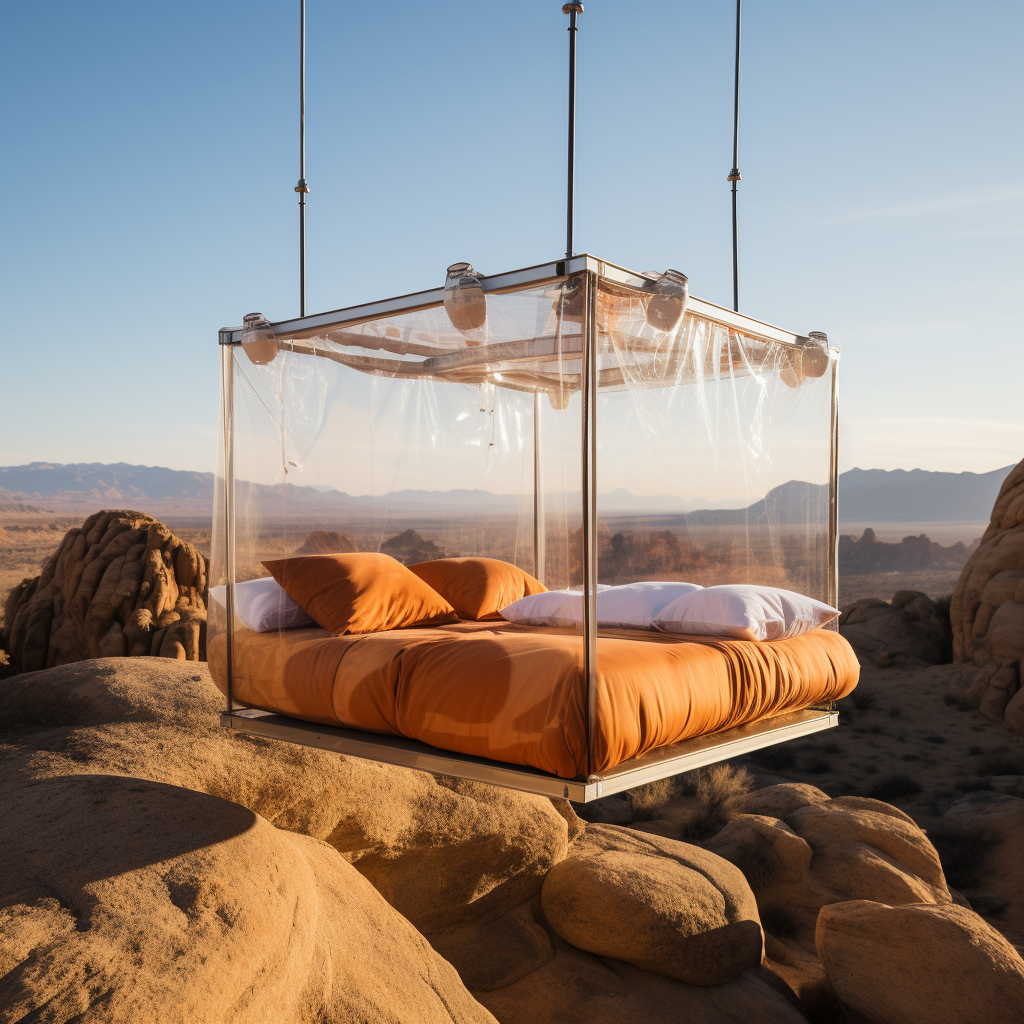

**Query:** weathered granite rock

left=816, top=899, right=1024, bottom=1024
left=704, top=783, right=952, bottom=1019
left=953, top=457, right=1024, bottom=665
left=839, top=590, right=952, bottom=665
left=1, top=510, right=207, bottom=673
left=0, top=773, right=493, bottom=1023
left=473, top=929, right=810, bottom=1024
left=943, top=791, right=1024, bottom=947
left=0, top=658, right=576, bottom=935
left=540, top=823, right=763, bottom=986
left=744, top=783, right=832, bottom=819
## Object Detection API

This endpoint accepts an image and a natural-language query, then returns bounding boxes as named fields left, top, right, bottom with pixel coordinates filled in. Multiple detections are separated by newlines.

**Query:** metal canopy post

left=581, top=270, right=599, bottom=775
left=220, top=343, right=236, bottom=714
left=533, top=392, right=546, bottom=584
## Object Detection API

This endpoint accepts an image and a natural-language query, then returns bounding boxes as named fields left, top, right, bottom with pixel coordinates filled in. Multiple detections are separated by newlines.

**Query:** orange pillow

left=261, top=553, right=457, bottom=635
left=408, top=557, right=547, bottom=621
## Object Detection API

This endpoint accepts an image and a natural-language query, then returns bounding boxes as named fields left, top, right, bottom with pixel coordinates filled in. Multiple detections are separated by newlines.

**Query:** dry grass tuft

left=626, top=777, right=679, bottom=821
left=677, top=763, right=753, bottom=841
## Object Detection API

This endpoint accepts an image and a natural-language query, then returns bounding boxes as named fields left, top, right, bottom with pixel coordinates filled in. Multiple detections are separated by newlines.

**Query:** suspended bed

left=208, top=254, right=859, bottom=801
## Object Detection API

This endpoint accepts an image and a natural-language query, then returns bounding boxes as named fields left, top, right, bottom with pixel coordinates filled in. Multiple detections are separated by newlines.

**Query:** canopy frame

left=216, top=254, right=840, bottom=802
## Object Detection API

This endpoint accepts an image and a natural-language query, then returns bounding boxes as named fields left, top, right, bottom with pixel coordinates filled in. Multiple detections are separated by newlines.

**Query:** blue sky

left=1, top=0, right=1021, bottom=475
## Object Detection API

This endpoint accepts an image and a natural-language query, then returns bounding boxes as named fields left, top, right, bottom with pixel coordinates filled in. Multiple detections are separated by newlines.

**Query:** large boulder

left=953, top=457, right=1024, bottom=665
left=1, top=510, right=207, bottom=673
left=816, top=900, right=1024, bottom=1024
left=839, top=590, right=952, bottom=665
left=463, top=919, right=809, bottom=1024
left=540, top=823, right=763, bottom=986
left=943, top=791, right=1024, bottom=947
left=0, top=658, right=576, bottom=935
left=706, top=783, right=951, bottom=1019
left=0, top=773, right=492, bottom=1023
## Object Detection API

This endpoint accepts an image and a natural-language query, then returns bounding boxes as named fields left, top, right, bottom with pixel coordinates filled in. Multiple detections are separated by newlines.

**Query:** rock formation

left=816, top=900, right=1024, bottom=1024
left=294, top=529, right=357, bottom=555
left=838, top=527, right=973, bottom=574
left=381, top=529, right=444, bottom=565
left=839, top=589, right=952, bottom=666
left=540, top=824, right=764, bottom=985
left=943, top=790, right=1024, bottom=948
left=953, top=456, right=1024, bottom=665
left=3, top=658, right=1024, bottom=1021
left=950, top=457, right=1024, bottom=732
left=0, top=510, right=207, bottom=673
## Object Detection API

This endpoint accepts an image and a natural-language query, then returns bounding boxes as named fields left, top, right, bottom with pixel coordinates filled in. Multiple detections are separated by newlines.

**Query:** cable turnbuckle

left=727, top=168, right=742, bottom=182
left=295, top=179, right=310, bottom=193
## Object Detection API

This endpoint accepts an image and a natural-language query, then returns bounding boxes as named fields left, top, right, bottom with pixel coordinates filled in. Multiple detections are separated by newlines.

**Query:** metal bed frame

left=217, top=254, right=840, bottom=803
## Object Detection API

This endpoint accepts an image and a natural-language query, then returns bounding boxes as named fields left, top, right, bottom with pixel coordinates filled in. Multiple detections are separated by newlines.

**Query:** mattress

left=208, top=620, right=859, bottom=778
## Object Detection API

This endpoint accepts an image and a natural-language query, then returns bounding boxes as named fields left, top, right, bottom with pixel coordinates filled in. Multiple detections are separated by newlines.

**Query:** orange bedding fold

left=209, top=621, right=859, bottom=778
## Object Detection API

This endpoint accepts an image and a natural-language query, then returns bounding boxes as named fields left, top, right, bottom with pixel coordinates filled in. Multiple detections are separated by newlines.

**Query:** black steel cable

left=295, top=0, right=310, bottom=317
left=728, top=0, right=742, bottom=312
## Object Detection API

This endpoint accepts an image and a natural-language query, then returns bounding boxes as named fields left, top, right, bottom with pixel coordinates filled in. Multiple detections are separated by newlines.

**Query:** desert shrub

left=863, top=763, right=879, bottom=774
left=888, top=706, right=903, bottom=718
left=867, top=774, right=923, bottom=801
left=943, top=693, right=959, bottom=707
left=821, top=742, right=841, bottom=755
left=627, top=777, right=678, bottom=821
left=852, top=691, right=877, bottom=711
left=804, top=756, right=832, bottom=775
left=902, top=753, right=920, bottom=762
left=924, top=734, right=946, bottom=744
left=675, top=763, right=752, bottom=841
left=968, top=745, right=984, bottom=756
left=723, top=837, right=783, bottom=889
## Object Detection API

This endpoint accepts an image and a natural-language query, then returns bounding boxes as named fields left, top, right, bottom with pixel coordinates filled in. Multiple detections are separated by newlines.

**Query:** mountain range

left=0, top=461, right=1013, bottom=524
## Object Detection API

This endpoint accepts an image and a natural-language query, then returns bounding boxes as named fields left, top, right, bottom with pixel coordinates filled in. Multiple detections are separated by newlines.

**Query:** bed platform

left=221, top=705, right=839, bottom=801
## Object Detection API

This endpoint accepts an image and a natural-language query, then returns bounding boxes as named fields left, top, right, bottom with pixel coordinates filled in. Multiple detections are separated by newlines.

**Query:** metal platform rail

left=221, top=706, right=839, bottom=803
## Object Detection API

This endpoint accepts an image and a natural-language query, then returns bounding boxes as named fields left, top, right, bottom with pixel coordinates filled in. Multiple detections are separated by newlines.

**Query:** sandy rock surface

left=1, top=510, right=207, bottom=673
left=0, top=658, right=573, bottom=936
left=816, top=899, right=1024, bottom=1024
left=6, top=656, right=1022, bottom=1023
left=953, top=457, right=1024, bottom=665
left=1, top=774, right=492, bottom=1024
left=540, top=823, right=763, bottom=986
left=475, top=937, right=810, bottom=1024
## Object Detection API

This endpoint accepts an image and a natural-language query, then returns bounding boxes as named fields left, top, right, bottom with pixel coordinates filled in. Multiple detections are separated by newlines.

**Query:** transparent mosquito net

left=208, top=260, right=838, bottom=778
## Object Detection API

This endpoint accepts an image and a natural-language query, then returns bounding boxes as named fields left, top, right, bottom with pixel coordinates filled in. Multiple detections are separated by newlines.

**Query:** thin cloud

left=819, top=185, right=1024, bottom=226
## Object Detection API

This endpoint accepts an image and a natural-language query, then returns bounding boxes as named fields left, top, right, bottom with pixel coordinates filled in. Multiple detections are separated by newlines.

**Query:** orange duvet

left=208, top=621, right=859, bottom=779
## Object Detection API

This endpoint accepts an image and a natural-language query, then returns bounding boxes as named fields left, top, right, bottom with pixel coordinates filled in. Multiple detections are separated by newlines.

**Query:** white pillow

left=499, top=586, right=611, bottom=628
left=499, top=581, right=702, bottom=629
left=594, top=581, right=704, bottom=629
left=209, top=577, right=315, bottom=633
left=653, top=584, right=839, bottom=641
